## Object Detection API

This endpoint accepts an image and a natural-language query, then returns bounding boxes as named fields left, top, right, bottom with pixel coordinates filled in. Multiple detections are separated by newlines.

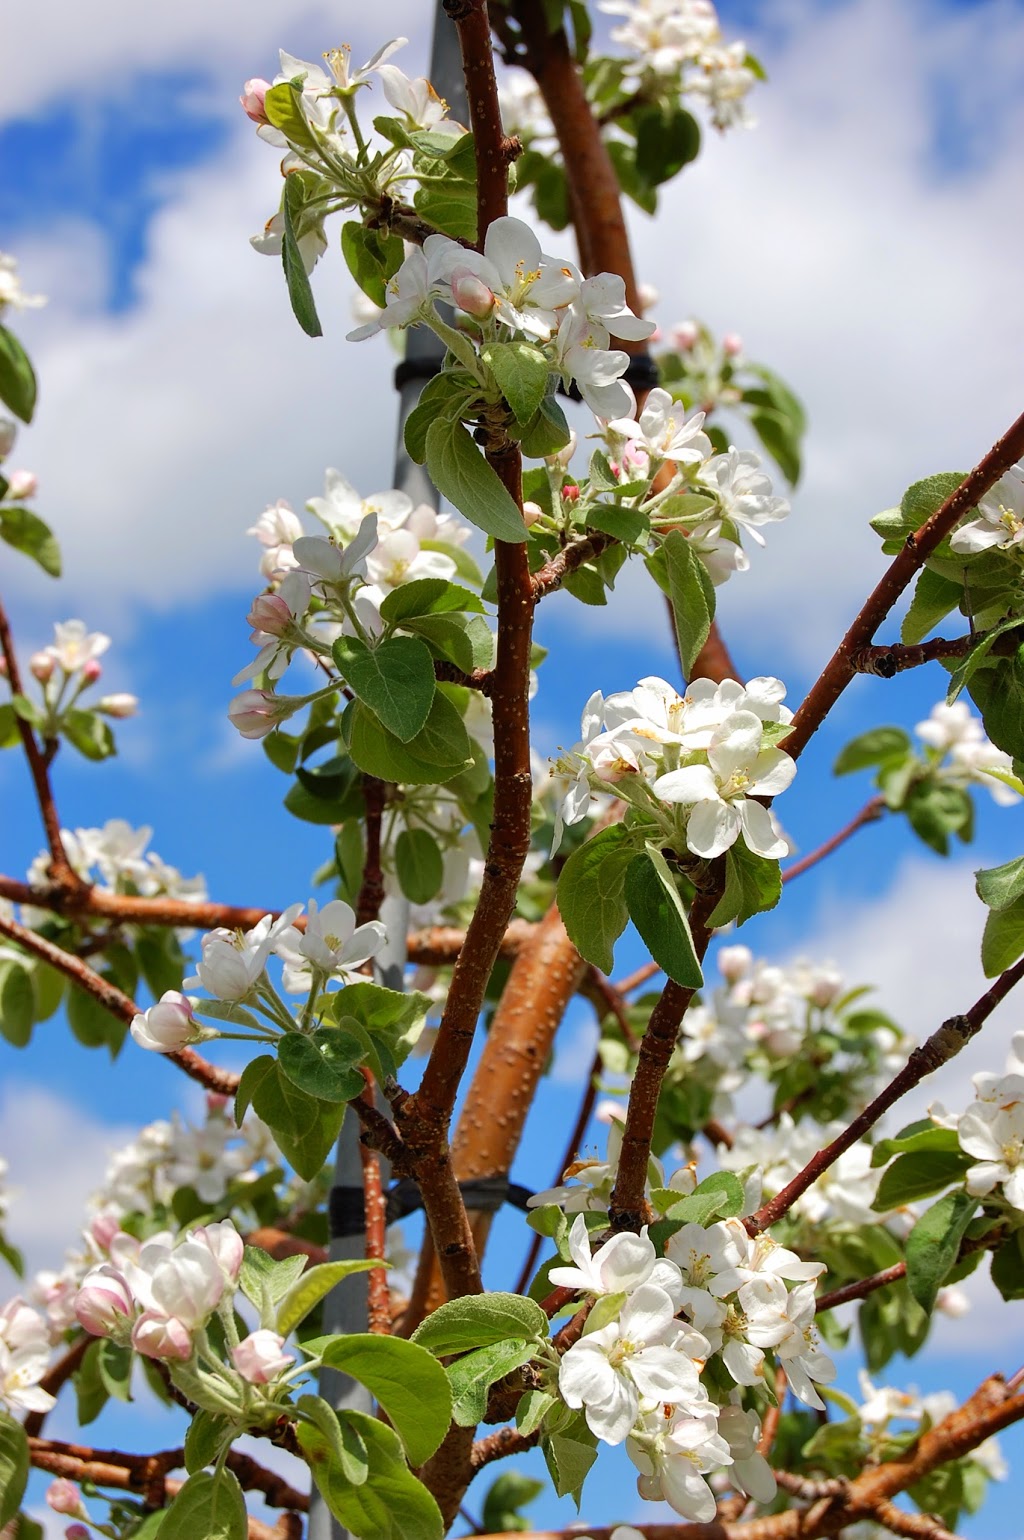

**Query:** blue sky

left=3, top=0, right=1024, bottom=1533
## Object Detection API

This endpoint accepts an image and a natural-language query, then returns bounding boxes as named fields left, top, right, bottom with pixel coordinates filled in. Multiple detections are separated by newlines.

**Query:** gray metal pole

left=307, top=17, right=469, bottom=1537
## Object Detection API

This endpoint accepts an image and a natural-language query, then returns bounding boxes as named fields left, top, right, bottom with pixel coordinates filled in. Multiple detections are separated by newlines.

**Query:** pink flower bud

left=192, top=1220, right=244, bottom=1285
left=65, top=1526, right=91, bottom=1540
left=522, top=501, right=544, bottom=527
left=130, top=990, right=197, bottom=1054
left=47, top=1480, right=84, bottom=1516
left=75, top=1265, right=134, bottom=1336
left=450, top=268, right=495, bottom=319
left=82, top=659, right=103, bottom=683
left=7, top=469, right=37, bottom=499
left=561, top=484, right=580, bottom=504
left=240, top=78, right=271, bottom=124
left=95, top=693, right=139, bottom=718
left=232, top=1329, right=295, bottom=1384
left=722, top=331, right=743, bottom=357
left=132, top=1311, right=193, bottom=1361
left=672, top=321, right=699, bottom=351
left=29, top=650, right=54, bottom=683
left=89, top=1212, right=121, bottom=1252
left=717, top=944, right=752, bottom=984
left=247, top=592, right=292, bottom=637
left=622, top=442, right=650, bottom=475
left=227, top=688, right=291, bottom=740
left=206, top=1092, right=230, bottom=1116
left=0, top=658, right=6, bottom=678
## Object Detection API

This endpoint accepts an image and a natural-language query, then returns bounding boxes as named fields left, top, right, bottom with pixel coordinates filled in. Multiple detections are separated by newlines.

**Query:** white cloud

left=1, top=1082, right=134, bottom=1275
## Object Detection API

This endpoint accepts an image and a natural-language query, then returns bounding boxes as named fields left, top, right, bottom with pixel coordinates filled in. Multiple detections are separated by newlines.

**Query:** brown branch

left=850, top=634, right=977, bottom=677
left=27, top=1437, right=308, bottom=1511
left=871, top=1500, right=960, bottom=1540
left=355, top=775, right=386, bottom=928
left=0, top=909, right=239, bottom=1094
left=0, top=593, right=80, bottom=888
left=470, top=1425, right=538, bottom=1471
left=0, top=874, right=293, bottom=935
left=581, top=967, right=640, bottom=1050
left=749, top=955, right=1024, bottom=1234
left=357, top=1072, right=392, bottom=1335
left=609, top=895, right=715, bottom=1231
left=405, top=919, right=534, bottom=966
left=781, top=797, right=886, bottom=884
left=531, top=531, right=614, bottom=601
left=816, top=1261, right=907, bottom=1312
left=613, top=958, right=663, bottom=995
left=786, top=408, right=1024, bottom=763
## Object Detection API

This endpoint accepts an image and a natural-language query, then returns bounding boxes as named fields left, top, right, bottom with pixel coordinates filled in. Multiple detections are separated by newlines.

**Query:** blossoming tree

left=2, top=2, right=1024, bottom=1538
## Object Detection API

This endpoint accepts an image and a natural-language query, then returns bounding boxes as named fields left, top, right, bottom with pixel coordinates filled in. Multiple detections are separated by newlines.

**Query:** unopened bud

left=82, top=659, right=102, bottom=684
left=65, top=1526, right=91, bottom=1540
left=47, top=1480, right=85, bottom=1517
left=95, top=693, right=138, bottom=719
left=451, top=268, right=495, bottom=319
left=637, top=281, right=659, bottom=312
left=522, top=501, right=544, bottom=527
left=561, top=484, right=580, bottom=504
left=29, top=651, right=54, bottom=683
left=672, top=321, right=699, bottom=351
left=247, top=591, right=292, bottom=637
left=240, top=78, right=271, bottom=124
left=7, top=468, right=37, bottom=499
left=722, top=331, right=743, bottom=357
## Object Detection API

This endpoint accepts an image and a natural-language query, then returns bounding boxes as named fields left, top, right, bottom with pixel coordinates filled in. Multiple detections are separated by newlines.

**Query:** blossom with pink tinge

left=193, top=1220, right=245, bottom=1285
left=233, top=1329, right=295, bottom=1384
left=132, top=1311, right=193, bottom=1361
left=7, top=469, right=36, bottom=498
left=96, top=693, right=139, bottom=719
left=240, top=78, right=271, bottom=123
left=130, top=991, right=198, bottom=1054
left=75, top=1266, right=133, bottom=1335
left=46, top=1480, right=85, bottom=1516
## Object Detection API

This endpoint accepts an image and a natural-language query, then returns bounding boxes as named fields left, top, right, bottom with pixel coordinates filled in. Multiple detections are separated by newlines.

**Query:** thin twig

left=781, top=797, right=886, bottom=884
left=0, top=910, right=239, bottom=1094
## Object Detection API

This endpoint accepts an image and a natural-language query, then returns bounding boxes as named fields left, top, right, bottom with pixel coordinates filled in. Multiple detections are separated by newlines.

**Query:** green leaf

left=981, top=892, right=1024, bottom=977
left=634, top=103, right=700, bottom=186
left=904, top=472, right=967, bottom=534
left=333, top=635, right=435, bottom=742
left=969, top=644, right=1024, bottom=760
left=97, top=1338, right=133, bottom=1401
left=0, top=324, right=36, bottom=422
left=251, top=1063, right=345, bottom=1180
left=901, top=567, right=962, bottom=644
left=872, top=1150, right=971, bottom=1210
left=481, top=1471, right=544, bottom=1534
left=234, top=1054, right=275, bottom=1125
left=947, top=615, right=1024, bottom=706
left=903, top=781, right=973, bottom=856
left=833, top=726, right=912, bottom=776
left=379, top=579, right=484, bottom=624
left=395, top=828, right=444, bottom=904
left=0, top=1410, right=28, bottom=1527
left=411, top=1291, right=548, bottom=1356
left=276, top=1260, right=383, bottom=1337
left=0, top=506, right=60, bottom=576
left=312, top=1335, right=453, bottom=1464
left=347, top=692, right=472, bottom=785
left=482, top=341, right=550, bottom=425
left=263, top=81, right=318, bottom=149
left=295, top=1395, right=369, bottom=1496
left=301, top=1403, right=443, bottom=1540
left=66, top=983, right=118, bottom=1051
left=403, top=373, right=475, bottom=464
left=871, top=1120, right=962, bottom=1166
left=277, top=1033, right=365, bottom=1104
left=555, top=824, right=635, bottom=973
left=62, top=708, right=115, bottom=760
left=708, top=840, right=782, bottom=928
left=341, top=223, right=404, bottom=307
left=990, top=1230, right=1024, bottom=1301
left=447, top=1338, right=533, bottom=1427
left=646, top=531, right=715, bottom=677
left=323, top=982, right=432, bottom=1080
left=624, top=846, right=703, bottom=988
left=74, top=1339, right=109, bottom=1426
left=585, top=502, right=649, bottom=544
left=518, top=394, right=572, bottom=458
left=281, top=174, right=323, bottom=339
left=977, top=854, right=1024, bottom=911
left=239, top=1247, right=309, bottom=1312
left=664, top=1171, right=745, bottom=1224
left=543, top=1427, right=597, bottom=1504
left=405, top=611, right=494, bottom=674
left=905, top=1190, right=978, bottom=1313
left=424, top=417, right=528, bottom=543
left=0, top=963, right=34, bottom=1047
left=184, top=1411, right=232, bottom=1474
left=0, top=703, right=19, bottom=749
left=158, top=1470, right=247, bottom=1540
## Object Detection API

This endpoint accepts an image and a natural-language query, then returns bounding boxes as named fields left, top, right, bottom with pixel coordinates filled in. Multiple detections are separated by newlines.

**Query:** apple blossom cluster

left=2, top=619, right=138, bottom=735
left=348, top=213, right=655, bottom=424
left=24, top=819, right=205, bottom=915
left=717, top=1117, right=890, bottom=1230
left=915, top=700, right=1023, bottom=806
left=73, top=1219, right=303, bottom=1411
left=230, top=467, right=476, bottom=739
left=551, top=674, right=795, bottom=860
left=243, top=39, right=464, bottom=275
left=550, top=1213, right=832, bottom=1519
left=931, top=1032, right=1024, bottom=1215
left=598, top=0, right=759, bottom=129
left=129, top=898, right=388, bottom=1057
left=949, top=457, right=1024, bottom=559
